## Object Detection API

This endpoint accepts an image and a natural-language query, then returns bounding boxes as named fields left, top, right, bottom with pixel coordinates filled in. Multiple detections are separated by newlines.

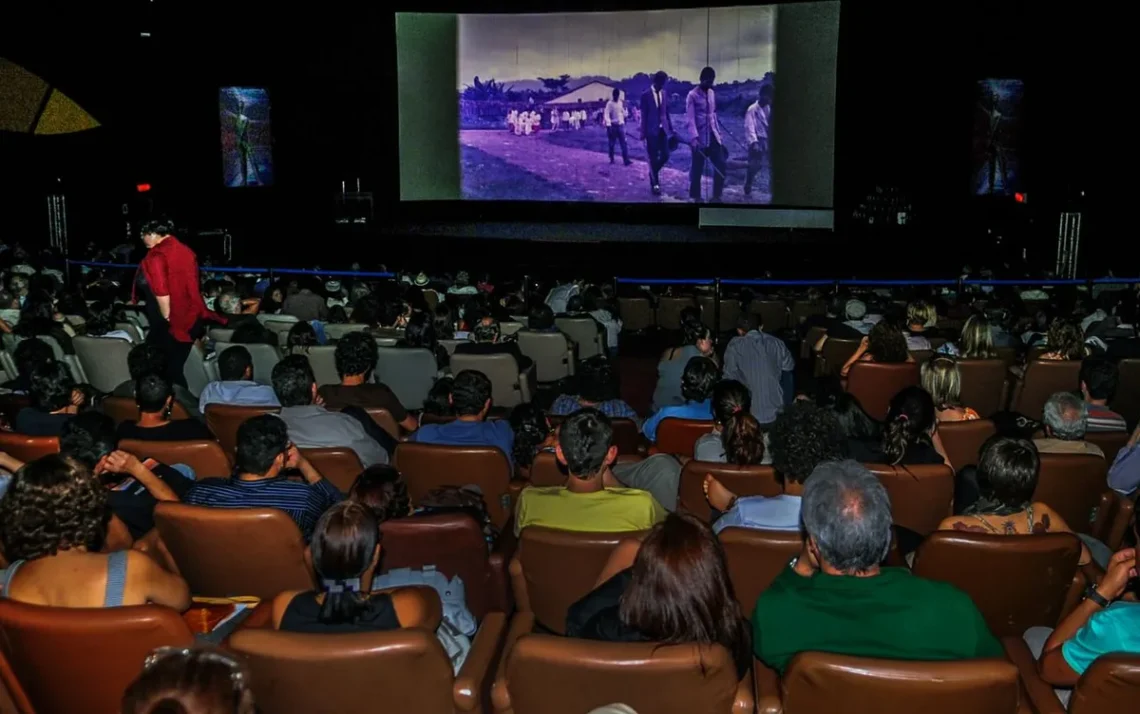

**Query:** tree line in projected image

left=458, top=7, right=776, bottom=205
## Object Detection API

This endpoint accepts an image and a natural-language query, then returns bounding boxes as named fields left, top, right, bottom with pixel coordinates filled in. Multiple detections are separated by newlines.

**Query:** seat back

left=516, top=331, right=573, bottom=383
left=547, top=415, right=641, bottom=455
left=1069, top=654, right=1140, bottom=714
left=845, top=362, right=921, bottom=421
left=0, top=599, right=193, bottom=714
left=864, top=463, right=954, bottom=536
left=1012, top=360, right=1082, bottom=419
left=656, top=297, right=695, bottom=330
left=450, top=352, right=527, bottom=408
left=780, top=652, right=1021, bottom=714
left=393, top=443, right=514, bottom=529
left=697, top=297, right=740, bottom=332
left=364, top=406, right=401, bottom=440
left=301, top=345, right=340, bottom=386
left=789, top=300, right=825, bottom=329
left=677, top=461, right=781, bottom=523
left=499, top=320, right=524, bottom=337
left=911, top=532, right=1081, bottom=637
left=496, top=636, right=746, bottom=714
left=653, top=418, right=714, bottom=456
left=750, top=300, right=788, bottom=332
left=1113, top=358, right=1140, bottom=427
left=119, top=439, right=232, bottom=479
left=1085, top=430, right=1130, bottom=464
left=204, top=403, right=280, bottom=458
left=214, top=341, right=281, bottom=385
left=375, top=347, right=439, bottom=410
left=381, top=513, right=499, bottom=618
left=153, top=502, right=315, bottom=599
left=0, top=431, right=59, bottom=462
left=937, top=419, right=998, bottom=471
left=182, top=341, right=212, bottom=398
left=299, top=447, right=363, bottom=493
left=956, top=359, right=1009, bottom=417
left=323, top=323, right=369, bottom=341
left=719, top=527, right=801, bottom=617
left=207, top=327, right=235, bottom=343
left=72, top=335, right=134, bottom=393
left=554, top=317, right=603, bottom=360
left=228, top=627, right=455, bottom=714
left=819, top=338, right=861, bottom=376
left=1034, top=454, right=1109, bottom=534
left=101, top=395, right=140, bottom=426
left=617, top=297, right=654, bottom=332
left=512, top=526, right=635, bottom=634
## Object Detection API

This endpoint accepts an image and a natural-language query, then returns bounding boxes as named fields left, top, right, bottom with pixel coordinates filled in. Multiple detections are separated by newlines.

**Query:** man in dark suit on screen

left=640, top=71, right=675, bottom=196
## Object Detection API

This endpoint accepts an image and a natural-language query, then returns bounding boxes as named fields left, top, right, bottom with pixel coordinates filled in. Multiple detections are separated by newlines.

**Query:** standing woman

left=133, top=217, right=225, bottom=386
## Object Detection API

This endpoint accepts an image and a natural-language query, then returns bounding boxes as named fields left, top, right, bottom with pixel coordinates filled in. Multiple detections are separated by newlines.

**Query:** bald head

left=801, top=460, right=892, bottom=573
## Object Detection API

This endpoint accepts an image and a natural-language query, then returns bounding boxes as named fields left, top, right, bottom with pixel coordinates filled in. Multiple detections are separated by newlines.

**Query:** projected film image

left=219, top=87, right=274, bottom=188
left=972, top=78, right=1024, bottom=196
left=458, top=8, right=776, bottom=204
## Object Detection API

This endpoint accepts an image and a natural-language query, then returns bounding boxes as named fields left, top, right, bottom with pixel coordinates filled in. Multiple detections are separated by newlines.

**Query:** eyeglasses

left=144, top=647, right=248, bottom=699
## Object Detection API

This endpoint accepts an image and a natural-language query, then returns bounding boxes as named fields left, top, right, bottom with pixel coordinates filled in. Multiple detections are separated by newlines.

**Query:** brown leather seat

left=299, top=447, right=363, bottom=493
left=719, top=527, right=801, bottom=618
left=119, top=438, right=233, bottom=479
left=0, top=431, right=58, bottom=462
left=911, top=532, right=1082, bottom=637
left=938, top=419, right=997, bottom=471
left=617, top=297, right=654, bottom=332
left=651, top=417, right=714, bottom=456
left=864, top=463, right=954, bottom=536
left=816, top=337, right=861, bottom=377
left=204, top=403, right=281, bottom=458
left=103, top=395, right=191, bottom=426
left=229, top=612, right=508, bottom=714
left=845, top=362, right=921, bottom=422
left=510, top=526, right=639, bottom=634
left=677, top=461, right=781, bottom=523
left=762, top=651, right=1024, bottom=714
left=1010, top=360, right=1082, bottom=419
left=547, top=414, right=644, bottom=455
left=526, top=450, right=644, bottom=488
left=0, top=599, right=193, bottom=714
left=153, top=502, right=315, bottom=599
left=364, top=406, right=402, bottom=440
left=1004, top=640, right=1140, bottom=714
left=381, top=513, right=513, bottom=618
left=957, top=359, right=1010, bottom=417
left=394, top=443, right=516, bottom=530
left=656, top=296, right=696, bottom=330
left=749, top=300, right=788, bottom=332
left=1034, top=454, right=1109, bottom=536
left=801, top=325, right=825, bottom=360
left=1085, top=429, right=1130, bottom=464
left=492, top=612, right=753, bottom=714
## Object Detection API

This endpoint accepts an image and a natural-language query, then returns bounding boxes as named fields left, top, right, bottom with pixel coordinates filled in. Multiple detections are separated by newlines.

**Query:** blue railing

left=69, top=260, right=396, bottom=279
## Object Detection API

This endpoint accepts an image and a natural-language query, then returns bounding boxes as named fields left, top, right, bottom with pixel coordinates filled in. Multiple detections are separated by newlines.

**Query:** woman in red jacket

left=133, top=217, right=225, bottom=386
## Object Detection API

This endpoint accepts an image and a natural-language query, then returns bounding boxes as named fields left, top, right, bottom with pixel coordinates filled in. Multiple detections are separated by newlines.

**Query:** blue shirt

left=412, top=418, right=516, bottom=467
left=1062, top=601, right=1140, bottom=674
left=550, top=394, right=641, bottom=426
left=198, top=380, right=280, bottom=413
left=641, top=399, right=713, bottom=443
left=713, top=494, right=802, bottom=534
left=184, top=475, right=343, bottom=540
left=1108, top=442, right=1140, bottom=496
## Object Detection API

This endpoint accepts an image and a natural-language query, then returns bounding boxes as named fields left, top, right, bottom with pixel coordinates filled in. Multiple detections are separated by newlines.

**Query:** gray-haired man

left=1034, top=391, right=1105, bottom=458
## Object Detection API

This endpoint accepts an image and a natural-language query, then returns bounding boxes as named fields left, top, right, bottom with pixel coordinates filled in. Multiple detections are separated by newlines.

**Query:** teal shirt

left=1062, top=601, right=1140, bottom=674
left=753, top=565, right=1003, bottom=673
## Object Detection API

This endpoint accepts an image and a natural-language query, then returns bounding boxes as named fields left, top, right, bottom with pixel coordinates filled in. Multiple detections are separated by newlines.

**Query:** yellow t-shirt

left=514, top=486, right=666, bottom=535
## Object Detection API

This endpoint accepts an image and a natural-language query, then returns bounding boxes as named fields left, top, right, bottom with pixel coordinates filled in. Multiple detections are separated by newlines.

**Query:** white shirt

left=604, top=100, right=625, bottom=127
left=744, top=101, right=770, bottom=144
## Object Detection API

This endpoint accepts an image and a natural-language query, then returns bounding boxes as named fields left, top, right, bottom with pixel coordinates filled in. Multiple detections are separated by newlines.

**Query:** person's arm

left=642, top=409, right=664, bottom=443
left=603, top=104, right=612, bottom=127
left=0, top=452, right=24, bottom=474
left=286, top=446, right=343, bottom=506
left=127, top=550, right=192, bottom=611
left=271, top=590, right=303, bottom=629
left=390, top=586, right=443, bottom=630
left=744, top=107, right=758, bottom=146
left=398, top=414, right=418, bottom=433
left=594, top=538, right=643, bottom=588
left=686, top=91, right=699, bottom=146
left=1107, top=424, right=1140, bottom=495
left=104, top=513, right=135, bottom=551
left=839, top=336, right=870, bottom=377
left=722, top=341, right=742, bottom=382
left=103, top=452, right=179, bottom=502
left=1039, top=548, right=1137, bottom=686
left=813, top=332, right=829, bottom=353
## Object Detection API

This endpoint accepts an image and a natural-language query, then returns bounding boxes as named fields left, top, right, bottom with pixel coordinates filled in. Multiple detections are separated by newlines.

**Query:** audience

left=411, top=369, right=515, bottom=463
left=549, top=356, right=640, bottom=425
left=454, top=317, right=533, bottom=372
left=348, top=464, right=411, bottom=522
left=114, top=343, right=202, bottom=419
left=751, top=460, right=1001, bottom=673
left=840, top=320, right=914, bottom=377
left=653, top=313, right=714, bottom=410
left=846, top=386, right=949, bottom=465
left=722, top=313, right=795, bottom=425
left=1034, top=391, right=1105, bottom=458
left=509, top=402, right=555, bottom=472
left=1, top=336, right=54, bottom=394
left=121, top=647, right=256, bottom=714
left=118, top=373, right=214, bottom=441
left=642, top=355, right=717, bottom=443
left=317, top=331, right=416, bottom=432
left=694, top=379, right=768, bottom=465
left=15, top=360, right=79, bottom=436
left=183, top=414, right=342, bottom=539
left=197, top=344, right=280, bottom=411
left=1079, top=357, right=1127, bottom=432
left=921, top=356, right=980, bottom=422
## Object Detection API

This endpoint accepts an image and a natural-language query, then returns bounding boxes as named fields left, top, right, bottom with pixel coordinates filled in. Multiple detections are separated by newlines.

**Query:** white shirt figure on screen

left=551, top=109, right=560, bottom=130
left=561, top=110, right=570, bottom=129
left=604, top=98, right=624, bottom=127
left=508, top=109, right=518, bottom=132
left=744, top=99, right=770, bottom=146
left=531, top=111, right=541, bottom=132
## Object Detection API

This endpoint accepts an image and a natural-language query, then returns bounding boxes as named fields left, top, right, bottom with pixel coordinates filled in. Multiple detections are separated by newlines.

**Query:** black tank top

left=278, top=591, right=399, bottom=634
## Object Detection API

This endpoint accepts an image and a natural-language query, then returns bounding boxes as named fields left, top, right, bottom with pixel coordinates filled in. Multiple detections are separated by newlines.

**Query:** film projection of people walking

left=219, top=87, right=275, bottom=188
left=458, top=8, right=776, bottom=204
left=971, top=78, right=1024, bottom=197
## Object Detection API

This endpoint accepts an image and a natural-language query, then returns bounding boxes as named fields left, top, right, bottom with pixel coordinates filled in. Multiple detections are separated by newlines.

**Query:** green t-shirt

left=752, top=564, right=1003, bottom=673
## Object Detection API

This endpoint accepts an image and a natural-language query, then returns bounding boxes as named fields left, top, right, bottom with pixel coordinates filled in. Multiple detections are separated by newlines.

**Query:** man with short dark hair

left=197, top=345, right=280, bottom=411
left=272, top=355, right=389, bottom=467
left=183, top=414, right=342, bottom=539
left=1079, top=358, right=1127, bottom=432
left=15, top=360, right=78, bottom=436
left=0, top=337, right=53, bottom=394
left=117, top=373, right=213, bottom=442
left=317, top=332, right=415, bottom=432
left=514, top=408, right=665, bottom=535
left=411, top=369, right=515, bottom=462
left=113, top=343, right=202, bottom=419
left=686, top=66, right=726, bottom=202
left=752, top=460, right=1001, bottom=673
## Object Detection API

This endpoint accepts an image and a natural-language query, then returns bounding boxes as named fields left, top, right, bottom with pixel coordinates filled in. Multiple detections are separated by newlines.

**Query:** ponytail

left=723, top=411, right=765, bottom=465
left=880, top=418, right=910, bottom=466
left=318, top=577, right=369, bottom=625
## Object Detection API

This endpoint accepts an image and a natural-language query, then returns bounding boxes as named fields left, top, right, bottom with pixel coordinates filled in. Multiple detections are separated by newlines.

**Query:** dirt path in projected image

left=460, top=129, right=766, bottom=204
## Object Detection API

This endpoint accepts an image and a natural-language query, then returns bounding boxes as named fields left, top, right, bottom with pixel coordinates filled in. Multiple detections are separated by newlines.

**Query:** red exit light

left=1014, top=192, right=1025, bottom=203
left=136, top=183, right=152, bottom=193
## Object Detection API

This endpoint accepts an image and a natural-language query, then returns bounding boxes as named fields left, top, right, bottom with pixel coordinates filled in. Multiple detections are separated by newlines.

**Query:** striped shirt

left=550, top=395, right=641, bottom=426
left=1086, top=404, right=1127, bottom=433
left=723, top=330, right=795, bottom=424
left=184, top=475, right=342, bottom=540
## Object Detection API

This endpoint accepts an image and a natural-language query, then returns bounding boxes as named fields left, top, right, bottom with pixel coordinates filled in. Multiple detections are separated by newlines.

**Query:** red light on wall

left=136, top=183, right=152, bottom=193
left=1014, top=192, right=1025, bottom=203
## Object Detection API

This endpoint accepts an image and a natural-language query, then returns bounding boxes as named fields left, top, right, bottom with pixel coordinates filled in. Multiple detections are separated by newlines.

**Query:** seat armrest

left=490, top=612, right=536, bottom=714
left=1000, top=636, right=1066, bottom=714
left=454, top=611, right=508, bottom=712
left=753, top=658, right=782, bottom=714
left=223, top=601, right=275, bottom=646
left=489, top=524, right=519, bottom=613
left=1091, top=490, right=1117, bottom=542
left=1103, top=491, right=1135, bottom=550
left=732, top=667, right=755, bottom=714
left=518, top=364, right=536, bottom=403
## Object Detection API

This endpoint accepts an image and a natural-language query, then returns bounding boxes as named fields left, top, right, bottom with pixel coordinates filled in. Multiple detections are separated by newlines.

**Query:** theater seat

left=1010, top=360, right=1082, bottom=419
left=1085, top=429, right=1130, bottom=464
left=719, top=527, right=801, bottom=618
left=937, top=419, right=997, bottom=472
left=1005, top=641, right=1140, bottom=714
left=450, top=352, right=533, bottom=408
left=204, top=403, right=281, bottom=458
left=0, top=431, right=59, bottom=462
left=299, top=447, right=363, bottom=493
left=394, top=443, right=517, bottom=530
left=119, top=438, right=232, bottom=479
left=864, top=463, right=954, bottom=536
left=650, top=417, right=714, bottom=456
left=516, top=331, right=574, bottom=383
left=617, top=297, right=654, bottom=332
left=676, top=461, right=781, bottom=523
left=957, top=359, right=1009, bottom=417
left=844, top=362, right=921, bottom=422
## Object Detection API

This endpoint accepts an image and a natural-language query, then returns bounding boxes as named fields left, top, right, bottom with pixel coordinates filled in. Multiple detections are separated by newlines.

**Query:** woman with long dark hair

left=847, top=386, right=949, bottom=466
left=566, top=512, right=751, bottom=679
left=271, top=501, right=440, bottom=633
left=694, top=380, right=767, bottom=465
